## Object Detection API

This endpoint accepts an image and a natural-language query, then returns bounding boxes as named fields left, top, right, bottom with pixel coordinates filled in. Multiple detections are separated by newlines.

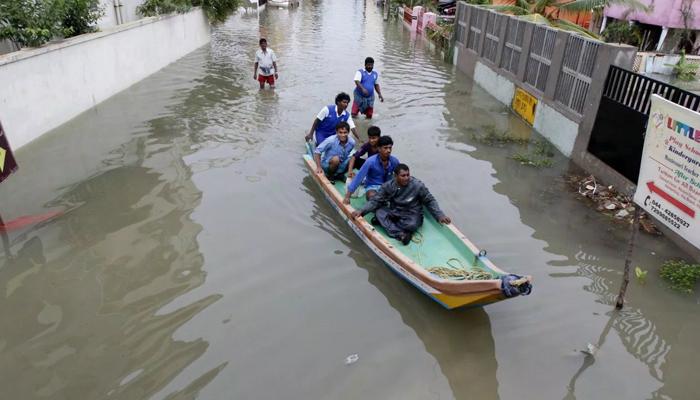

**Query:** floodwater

left=1, top=1, right=698, bottom=399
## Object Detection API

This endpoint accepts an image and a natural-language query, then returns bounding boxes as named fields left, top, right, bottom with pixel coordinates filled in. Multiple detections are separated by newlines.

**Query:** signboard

left=0, top=122, right=18, bottom=184
left=512, top=87, right=537, bottom=126
left=634, top=95, right=700, bottom=248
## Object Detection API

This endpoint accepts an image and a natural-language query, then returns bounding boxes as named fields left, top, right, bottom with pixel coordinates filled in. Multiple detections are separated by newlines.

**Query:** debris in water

left=565, top=174, right=660, bottom=235
left=345, top=354, right=359, bottom=365
left=580, top=343, right=598, bottom=356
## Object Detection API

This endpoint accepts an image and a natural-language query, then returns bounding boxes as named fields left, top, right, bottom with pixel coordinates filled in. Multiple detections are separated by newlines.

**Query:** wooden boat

left=303, top=148, right=532, bottom=309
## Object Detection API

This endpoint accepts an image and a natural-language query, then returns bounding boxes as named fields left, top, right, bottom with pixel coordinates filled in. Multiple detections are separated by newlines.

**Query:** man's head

left=364, top=57, right=374, bottom=72
left=335, top=122, right=350, bottom=142
left=367, top=126, right=381, bottom=146
left=394, top=163, right=410, bottom=186
left=335, top=92, right=351, bottom=111
left=377, top=135, right=393, bottom=159
left=259, top=38, right=267, bottom=51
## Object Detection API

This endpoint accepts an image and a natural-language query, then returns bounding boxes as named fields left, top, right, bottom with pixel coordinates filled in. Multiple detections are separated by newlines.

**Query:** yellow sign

left=0, top=147, right=5, bottom=172
left=512, top=87, right=537, bottom=125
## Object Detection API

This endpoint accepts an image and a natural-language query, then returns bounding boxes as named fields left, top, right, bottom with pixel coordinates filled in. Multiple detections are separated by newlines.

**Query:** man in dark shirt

left=351, top=163, right=451, bottom=245
left=348, top=125, right=381, bottom=176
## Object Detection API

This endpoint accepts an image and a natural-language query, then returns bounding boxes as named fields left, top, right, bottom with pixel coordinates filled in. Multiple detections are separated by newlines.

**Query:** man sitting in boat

left=351, top=57, right=384, bottom=119
left=343, top=136, right=399, bottom=203
left=305, top=92, right=359, bottom=145
left=313, top=122, right=355, bottom=181
left=351, top=163, right=451, bottom=245
left=347, top=125, right=381, bottom=177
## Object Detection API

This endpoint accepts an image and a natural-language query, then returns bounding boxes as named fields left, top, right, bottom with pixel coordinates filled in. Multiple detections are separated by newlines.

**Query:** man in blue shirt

left=343, top=136, right=399, bottom=204
left=305, top=93, right=359, bottom=145
left=352, top=57, right=384, bottom=119
left=314, top=122, right=355, bottom=180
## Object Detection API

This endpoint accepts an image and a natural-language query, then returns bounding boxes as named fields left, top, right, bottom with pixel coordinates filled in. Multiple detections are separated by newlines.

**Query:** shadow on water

left=302, top=176, right=499, bottom=400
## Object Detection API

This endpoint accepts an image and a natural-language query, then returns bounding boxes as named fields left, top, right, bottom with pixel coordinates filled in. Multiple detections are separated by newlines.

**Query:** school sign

left=0, top=122, right=18, bottom=183
left=634, top=95, right=700, bottom=249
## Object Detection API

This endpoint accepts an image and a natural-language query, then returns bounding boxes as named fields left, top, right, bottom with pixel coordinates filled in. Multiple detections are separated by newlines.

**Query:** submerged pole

left=615, top=207, right=642, bottom=309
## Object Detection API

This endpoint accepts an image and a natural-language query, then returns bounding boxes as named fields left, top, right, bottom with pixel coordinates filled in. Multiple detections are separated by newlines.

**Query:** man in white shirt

left=254, top=38, right=278, bottom=89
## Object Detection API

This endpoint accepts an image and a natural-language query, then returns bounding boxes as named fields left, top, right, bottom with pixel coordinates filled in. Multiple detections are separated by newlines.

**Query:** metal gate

left=588, top=66, right=700, bottom=182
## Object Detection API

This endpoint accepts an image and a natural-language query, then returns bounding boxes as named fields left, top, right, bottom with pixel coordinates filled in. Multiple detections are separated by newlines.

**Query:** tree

left=485, top=0, right=649, bottom=39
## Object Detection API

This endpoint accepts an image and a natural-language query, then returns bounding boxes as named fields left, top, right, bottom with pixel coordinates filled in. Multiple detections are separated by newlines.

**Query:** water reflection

left=0, top=103, right=222, bottom=399
left=442, top=68, right=697, bottom=400
left=303, top=176, right=499, bottom=400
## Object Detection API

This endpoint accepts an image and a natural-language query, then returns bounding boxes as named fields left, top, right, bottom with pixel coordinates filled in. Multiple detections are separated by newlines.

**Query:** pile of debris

left=566, top=174, right=661, bottom=235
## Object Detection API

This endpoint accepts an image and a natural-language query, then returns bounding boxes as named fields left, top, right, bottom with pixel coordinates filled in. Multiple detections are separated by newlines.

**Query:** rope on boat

left=426, top=258, right=494, bottom=281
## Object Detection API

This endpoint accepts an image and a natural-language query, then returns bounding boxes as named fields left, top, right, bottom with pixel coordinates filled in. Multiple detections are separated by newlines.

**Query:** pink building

left=605, top=0, right=700, bottom=52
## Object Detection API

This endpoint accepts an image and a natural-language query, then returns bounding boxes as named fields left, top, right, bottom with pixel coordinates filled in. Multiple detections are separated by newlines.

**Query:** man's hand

left=439, top=216, right=451, bottom=224
left=348, top=171, right=355, bottom=178
left=254, top=73, right=257, bottom=80
left=351, top=211, right=361, bottom=219
left=275, top=73, right=279, bottom=79
left=343, top=194, right=351, bottom=205
left=316, top=167, right=323, bottom=175
left=361, top=87, right=369, bottom=96
left=305, top=132, right=313, bottom=141
left=379, top=94, right=384, bottom=102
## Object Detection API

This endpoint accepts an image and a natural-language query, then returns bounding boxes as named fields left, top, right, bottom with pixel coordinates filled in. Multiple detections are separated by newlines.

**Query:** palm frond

left=533, top=0, right=555, bottom=14
left=518, top=13, right=552, bottom=25
left=515, top=0, right=532, bottom=10
left=480, top=5, right=531, bottom=15
left=558, top=0, right=650, bottom=13
left=552, top=18, right=602, bottom=39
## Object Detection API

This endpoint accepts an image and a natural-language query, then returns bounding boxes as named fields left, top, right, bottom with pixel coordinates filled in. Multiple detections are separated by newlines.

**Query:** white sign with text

left=634, top=95, right=700, bottom=249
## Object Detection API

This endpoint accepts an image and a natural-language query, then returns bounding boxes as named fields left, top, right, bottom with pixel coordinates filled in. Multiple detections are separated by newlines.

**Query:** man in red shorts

left=254, top=38, right=278, bottom=89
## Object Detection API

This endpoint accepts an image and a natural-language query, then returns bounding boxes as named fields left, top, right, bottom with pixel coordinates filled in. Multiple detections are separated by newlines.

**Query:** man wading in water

left=254, top=38, right=278, bottom=89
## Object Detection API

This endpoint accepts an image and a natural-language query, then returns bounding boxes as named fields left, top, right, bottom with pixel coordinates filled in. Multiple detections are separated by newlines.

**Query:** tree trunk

left=616, top=208, right=641, bottom=310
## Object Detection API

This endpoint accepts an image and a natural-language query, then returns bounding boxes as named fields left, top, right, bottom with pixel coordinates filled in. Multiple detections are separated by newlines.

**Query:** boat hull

left=302, top=154, right=512, bottom=309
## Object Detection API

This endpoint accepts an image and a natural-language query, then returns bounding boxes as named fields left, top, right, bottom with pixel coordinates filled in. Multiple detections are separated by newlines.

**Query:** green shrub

left=61, top=0, right=104, bottom=37
left=137, top=0, right=193, bottom=17
left=602, top=21, right=641, bottom=46
left=666, top=50, right=699, bottom=81
left=138, top=0, right=240, bottom=24
left=659, top=259, right=700, bottom=293
left=0, top=0, right=64, bottom=47
left=0, top=0, right=103, bottom=47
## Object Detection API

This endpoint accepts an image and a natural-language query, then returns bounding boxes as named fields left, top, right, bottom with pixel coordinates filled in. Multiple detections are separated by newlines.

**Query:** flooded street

left=1, top=1, right=699, bottom=399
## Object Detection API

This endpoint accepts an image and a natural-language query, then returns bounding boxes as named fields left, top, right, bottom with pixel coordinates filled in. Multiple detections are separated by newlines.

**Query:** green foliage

left=0, top=0, right=103, bottom=47
left=485, top=0, right=650, bottom=39
left=137, top=0, right=193, bottom=17
left=471, top=125, right=530, bottom=146
left=137, top=0, right=240, bottom=24
left=0, top=0, right=64, bottom=47
left=659, top=259, right=700, bottom=293
left=666, top=51, right=699, bottom=81
left=510, top=140, right=555, bottom=167
left=635, top=266, right=648, bottom=283
left=195, top=0, right=241, bottom=24
left=61, top=0, right=104, bottom=36
left=602, top=21, right=641, bottom=46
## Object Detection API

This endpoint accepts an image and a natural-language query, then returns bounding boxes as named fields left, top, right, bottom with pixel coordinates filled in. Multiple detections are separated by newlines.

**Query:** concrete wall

left=454, top=2, right=636, bottom=160
left=99, top=0, right=145, bottom=30
left=0, top=9, right=211, bottom=149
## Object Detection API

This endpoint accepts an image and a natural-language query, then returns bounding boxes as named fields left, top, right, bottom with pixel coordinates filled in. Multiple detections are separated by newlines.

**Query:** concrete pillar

left=657, top=27, right=669, bottom=51
left=411, top=6, right=422, bottom=32
left=516, top=22, right=535, bottom=82
left=544, top=30, right=569, bottom=99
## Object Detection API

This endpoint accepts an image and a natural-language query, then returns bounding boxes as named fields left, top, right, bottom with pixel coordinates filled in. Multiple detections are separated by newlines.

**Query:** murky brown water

left=1, top=1, right=699, bottom=399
